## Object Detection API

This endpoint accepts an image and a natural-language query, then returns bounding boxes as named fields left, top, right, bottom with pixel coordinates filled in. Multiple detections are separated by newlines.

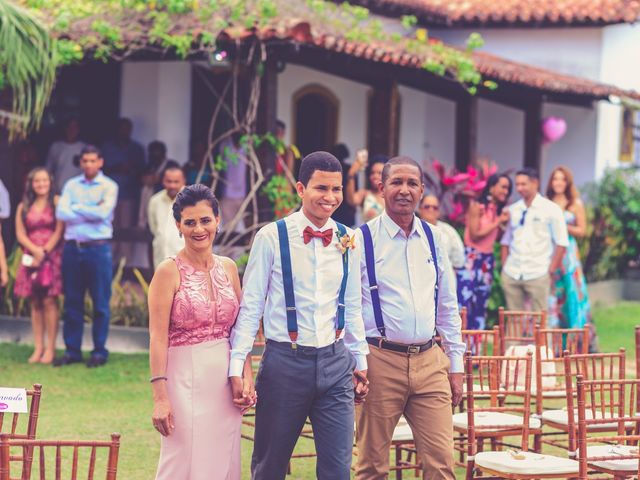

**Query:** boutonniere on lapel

left=335, top=231, right=356, bottom=255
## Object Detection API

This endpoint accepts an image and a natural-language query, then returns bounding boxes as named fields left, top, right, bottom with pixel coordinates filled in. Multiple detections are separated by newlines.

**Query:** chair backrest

left=534, top=327, right=589, bottom=415
left=573, top=377, right=640, bottom=479
left=635, top=325, right=640, bottom=378
left=498, top=307, right=546, bottom=354
left=0, top=384, right=42, bottom=440
left=460, top=306, right=467, bottom=330
left=0, top=433, right=120, bottom=480
left=461, top=327, right=500, bottom=357
left=464, top=351, right=533, bottom=454
left=563, top=349, right=627, bottom=454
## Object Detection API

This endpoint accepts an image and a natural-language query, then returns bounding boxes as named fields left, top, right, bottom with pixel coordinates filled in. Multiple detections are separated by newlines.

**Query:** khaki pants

left=355, top=344, right=455, bottom=480
left=501, top=271, right=550, bottom=312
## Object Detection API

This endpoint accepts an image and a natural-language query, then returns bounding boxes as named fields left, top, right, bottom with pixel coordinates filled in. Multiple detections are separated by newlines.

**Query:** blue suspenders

left=360, top=220, right=439, bottom=339
left=276, top=218, right=349, bottom=348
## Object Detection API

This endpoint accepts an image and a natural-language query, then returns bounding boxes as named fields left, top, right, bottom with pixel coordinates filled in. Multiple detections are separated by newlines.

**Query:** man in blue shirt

left=54, top=145, right=118, bottom=367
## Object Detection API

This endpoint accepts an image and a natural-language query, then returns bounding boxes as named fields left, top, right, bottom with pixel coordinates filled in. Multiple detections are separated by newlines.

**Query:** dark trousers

left=252, top=339, right=356, bottom=480
left=62, top=242, right=113, bottom=360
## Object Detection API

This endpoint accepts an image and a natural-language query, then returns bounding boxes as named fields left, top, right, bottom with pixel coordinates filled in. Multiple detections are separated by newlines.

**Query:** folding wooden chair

left=498, top=307, right=546, bottom=355
left=0, top=433, right=120, bottom=480
left=540, top=349, right=627, bottom=457
left=0, top=385, right=42, bottom=475
left=462, top=351, right=579, bottom=479
left=570, top=376, right=640, bottom=479
left=533, top=327, right=589, bottom=451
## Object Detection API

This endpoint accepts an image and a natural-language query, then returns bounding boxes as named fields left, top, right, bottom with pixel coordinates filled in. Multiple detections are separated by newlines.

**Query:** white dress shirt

left=147, top=189, right=184, bottom=269
left=229, top=210, right=369, bottom=377
left=434, top=220, right=465, bottom=269
left=0, top=179, right=10, bottom=219
left=356, top=212, right=465, bottom=373
left=501, top=194, right=569, bottom=281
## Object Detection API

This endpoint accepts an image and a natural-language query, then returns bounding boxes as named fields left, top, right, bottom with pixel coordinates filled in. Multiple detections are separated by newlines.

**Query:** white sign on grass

left=0, top=388, right=28, bottom=413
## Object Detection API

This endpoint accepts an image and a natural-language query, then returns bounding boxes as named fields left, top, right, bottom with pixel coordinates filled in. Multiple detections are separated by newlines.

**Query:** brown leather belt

left=366, top=337, right=435, bottom=355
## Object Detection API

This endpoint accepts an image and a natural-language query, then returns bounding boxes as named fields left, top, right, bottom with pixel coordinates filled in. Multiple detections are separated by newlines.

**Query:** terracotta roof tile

left=351, top=0, right=640, bottom=26
left=310, top=34, right=640, bottom=101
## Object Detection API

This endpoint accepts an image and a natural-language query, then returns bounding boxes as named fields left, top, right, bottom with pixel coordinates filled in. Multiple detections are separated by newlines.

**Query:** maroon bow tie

left=303, top=226, right=333, bottom=247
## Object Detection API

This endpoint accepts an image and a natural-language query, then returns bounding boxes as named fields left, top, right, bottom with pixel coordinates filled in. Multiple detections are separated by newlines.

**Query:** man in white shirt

left=418, top=194, right=465, bottom=269
left=500, top=167, right=569, bottom=311
left=229, top=151, right=369, bottom=479
left=45, top=117, right=85, bottom=194
left=354, top=157, right=465, bottom=479
left=0, top=178, right=10, bottom=220
left=219, top=132, right=248, bottom=232
left=147, top=164, right=185, bottom=269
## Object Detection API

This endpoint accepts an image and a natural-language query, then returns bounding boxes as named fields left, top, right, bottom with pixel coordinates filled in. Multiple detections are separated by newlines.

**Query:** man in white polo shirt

left=500, top=167, right=569, bottom=311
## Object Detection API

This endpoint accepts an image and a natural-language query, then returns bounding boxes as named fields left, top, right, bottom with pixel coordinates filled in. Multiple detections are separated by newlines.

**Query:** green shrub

left=581, top=167, right=640, bottom=282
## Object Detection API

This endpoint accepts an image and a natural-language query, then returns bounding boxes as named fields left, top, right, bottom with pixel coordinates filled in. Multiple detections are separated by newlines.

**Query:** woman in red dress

left=14, top=168, right=64, bottom=364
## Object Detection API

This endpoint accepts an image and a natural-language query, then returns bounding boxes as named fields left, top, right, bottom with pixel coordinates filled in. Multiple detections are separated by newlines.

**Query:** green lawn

left=2, top=301, right=639, bottom=479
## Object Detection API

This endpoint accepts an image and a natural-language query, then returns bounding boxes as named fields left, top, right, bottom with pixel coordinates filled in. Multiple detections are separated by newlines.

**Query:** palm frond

left=0, top=0, right=56, bottom=139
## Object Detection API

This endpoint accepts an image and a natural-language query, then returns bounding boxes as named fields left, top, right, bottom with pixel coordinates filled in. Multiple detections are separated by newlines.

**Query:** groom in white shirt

left=229, top=151, right=369, bottom=480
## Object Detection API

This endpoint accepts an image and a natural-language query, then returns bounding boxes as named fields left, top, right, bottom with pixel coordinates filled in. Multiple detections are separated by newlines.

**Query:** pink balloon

left=541, top=117, right=567, bottom=144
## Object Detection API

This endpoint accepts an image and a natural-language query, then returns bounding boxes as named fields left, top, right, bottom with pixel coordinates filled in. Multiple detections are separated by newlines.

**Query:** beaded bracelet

left=149, top=375, right=168, bottom=383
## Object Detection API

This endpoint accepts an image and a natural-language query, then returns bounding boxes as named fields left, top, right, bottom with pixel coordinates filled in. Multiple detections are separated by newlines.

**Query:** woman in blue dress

left=546, top=166, right=598, bottom=351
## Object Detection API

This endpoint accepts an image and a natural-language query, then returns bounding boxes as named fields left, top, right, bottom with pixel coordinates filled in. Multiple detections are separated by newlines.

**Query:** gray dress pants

left=251, top=339, right=356, bottom=480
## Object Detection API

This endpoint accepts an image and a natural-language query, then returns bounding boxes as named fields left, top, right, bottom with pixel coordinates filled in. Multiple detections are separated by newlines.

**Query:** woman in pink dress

left=149, top=184, right=255, bottom=480
left=14, top=167, right=64, bottom=364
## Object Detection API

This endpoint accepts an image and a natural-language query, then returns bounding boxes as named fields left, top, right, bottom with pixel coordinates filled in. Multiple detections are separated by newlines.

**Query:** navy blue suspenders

left=360, top=220, right=439, bottom=339
left=276, top=218, right=349, bottom=349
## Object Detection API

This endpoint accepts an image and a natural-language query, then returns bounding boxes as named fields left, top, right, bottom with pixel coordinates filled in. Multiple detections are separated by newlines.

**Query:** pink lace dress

left=14, top=204, right=62, bottom=297
left=155, top=255, right=241, bottom=480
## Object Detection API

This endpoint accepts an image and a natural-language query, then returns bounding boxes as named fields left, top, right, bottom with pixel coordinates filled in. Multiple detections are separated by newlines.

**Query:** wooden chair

left=462, top=352, right=579, bottom=479
left=533, top=327, right=589, bottom=450
left=0, top=433, right=120, bottom=480
left=460, top=306, right=468, bottom=330
left=570, top=376, right=640, bottom=479
left=0, top=385, right=42, bottom=475
left=635, top=325, right=640, bottom=377
left=540, top=349, right=627, bottom=457
left=498, top=307, right=546, bottom=355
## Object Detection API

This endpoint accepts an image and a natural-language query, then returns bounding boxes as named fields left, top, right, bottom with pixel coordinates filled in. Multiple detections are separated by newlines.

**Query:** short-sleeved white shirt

left=501, top=194, right=569, bottom=281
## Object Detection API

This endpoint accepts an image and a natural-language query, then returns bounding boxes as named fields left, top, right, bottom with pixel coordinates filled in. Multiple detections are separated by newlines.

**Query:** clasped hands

left=230, top=376, right=257, bottom=414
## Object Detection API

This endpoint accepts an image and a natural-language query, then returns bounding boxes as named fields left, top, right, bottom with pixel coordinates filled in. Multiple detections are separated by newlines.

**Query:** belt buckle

left=407, top=345, right=420, bottom=355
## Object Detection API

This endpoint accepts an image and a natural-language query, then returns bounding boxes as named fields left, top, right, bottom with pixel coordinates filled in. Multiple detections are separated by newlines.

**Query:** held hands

left=353, top=369, right=369, bottom=405
left=32, top=247, right=46, bottom=267
left=448, top=373, right=463, bottom=407
left=230, top=376, right=257, bottom=414
left=152, top=399, right=175, bottom=436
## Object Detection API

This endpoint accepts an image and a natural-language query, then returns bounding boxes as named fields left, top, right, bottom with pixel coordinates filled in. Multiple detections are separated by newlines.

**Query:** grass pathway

left=2, top=301, right=639, bottom=479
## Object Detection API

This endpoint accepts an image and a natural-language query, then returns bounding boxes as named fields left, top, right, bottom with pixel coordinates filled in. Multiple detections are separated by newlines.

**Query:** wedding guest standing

left=230, top=152, right=369, bottom=480
left=546, top=166, right=598, bottom=349
left=418, top=194, right=465, bottom=270
left=54, top=145, right=118, bottom=367
left=149, top=184, right=254, bottom=480
left=148, top=164, right=186, bottom=269
left=354, top=157, right=464, bottom=479
left=457, top=173, right=512, bottom=330
left=45, top=117, right=85, bottom=194
left=346, top=150, right=387, bottom=222
left=501, top=168, right=568, bottom=312
left=15, top=168, right=64, bottom=364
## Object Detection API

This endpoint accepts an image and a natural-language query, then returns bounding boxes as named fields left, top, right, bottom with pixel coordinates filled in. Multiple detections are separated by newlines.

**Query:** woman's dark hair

left=172, top=184, right=220, bottom=221
left=479, top=173, right=512, bottom=214
left=298, top=151, right=342, bottom=186
left=366, top=154, right=389, bottom=190
left=329, top=143, right=350, bottom=163
left=22, top=167, right=55, bottom=222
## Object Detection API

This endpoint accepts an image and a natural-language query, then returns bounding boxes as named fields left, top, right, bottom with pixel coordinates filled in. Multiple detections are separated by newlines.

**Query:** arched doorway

left=292, top=85, right=339, bottom=158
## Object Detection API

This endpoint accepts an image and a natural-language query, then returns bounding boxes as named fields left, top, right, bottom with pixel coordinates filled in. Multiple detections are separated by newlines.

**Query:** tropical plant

left=0, top=0, right=56, bottom=139
left=428, top=159, right=498, bottom=225
left=581, top=167, right=640, bottom=282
